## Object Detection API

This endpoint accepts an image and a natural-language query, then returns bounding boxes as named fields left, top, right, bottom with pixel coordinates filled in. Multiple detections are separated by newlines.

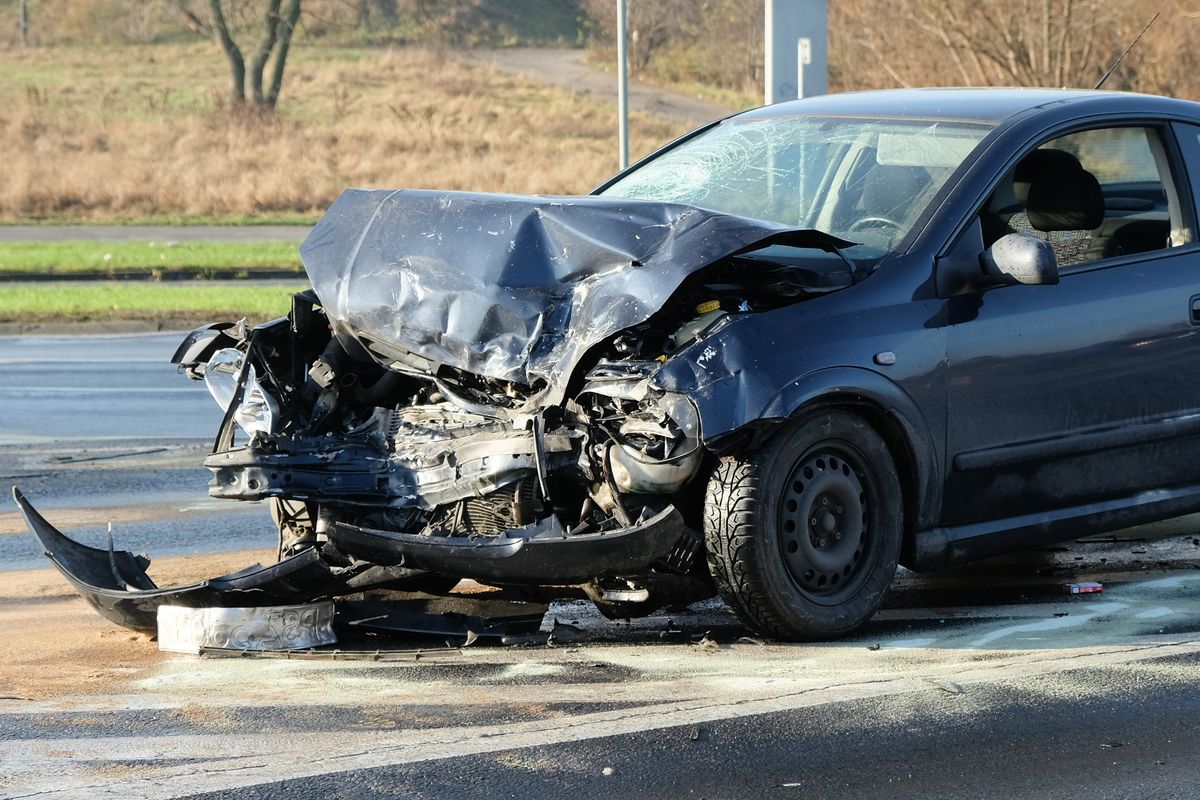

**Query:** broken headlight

left=203, top=348, right=279, bottom=437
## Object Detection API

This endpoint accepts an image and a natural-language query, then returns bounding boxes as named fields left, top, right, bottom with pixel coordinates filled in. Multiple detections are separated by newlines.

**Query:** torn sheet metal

left=300, top=189, right=848, bottom=404
left=12, top=487, right=350, bottom=632
left=157, top=602, right=337, bottom=654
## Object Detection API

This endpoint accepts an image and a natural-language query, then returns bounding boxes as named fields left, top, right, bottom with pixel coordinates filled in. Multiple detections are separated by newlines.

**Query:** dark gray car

left=19, top=88, right=1200, bottom=640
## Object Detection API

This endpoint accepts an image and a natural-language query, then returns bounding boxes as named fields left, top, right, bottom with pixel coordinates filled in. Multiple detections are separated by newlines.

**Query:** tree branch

left=249, top=0, right=283, bottom=105
left=174, top=0, right=210, bottom=36
left=208, top=0, right=245, bottom=104
left=266, top=0, right=302, bottom=107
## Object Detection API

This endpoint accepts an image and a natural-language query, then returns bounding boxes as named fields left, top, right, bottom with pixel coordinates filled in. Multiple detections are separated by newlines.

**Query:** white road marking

left=968, top=602, right=1127, bottom=648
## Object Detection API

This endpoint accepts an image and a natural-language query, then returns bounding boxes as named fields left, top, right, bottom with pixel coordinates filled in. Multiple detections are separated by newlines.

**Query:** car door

left=941, top=122, right=1200, bottom=527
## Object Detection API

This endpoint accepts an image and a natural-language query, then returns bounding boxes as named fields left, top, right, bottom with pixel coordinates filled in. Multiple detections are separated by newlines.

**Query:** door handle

left=1191, top=295, right=1200, bottom=325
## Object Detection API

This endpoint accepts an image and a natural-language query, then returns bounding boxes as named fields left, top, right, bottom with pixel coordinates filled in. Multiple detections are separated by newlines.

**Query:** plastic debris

left=158, top=602, right=336, bottom=655
left=1065, top=581, right=1104, bottom=594
left=926, top=678, right=965, bottom=695
left=548, top=619, right=589, bottom=645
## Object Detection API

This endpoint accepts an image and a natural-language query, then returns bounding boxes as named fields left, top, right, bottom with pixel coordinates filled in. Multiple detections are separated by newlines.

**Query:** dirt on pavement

left=0, top=549, right=272, bottom=700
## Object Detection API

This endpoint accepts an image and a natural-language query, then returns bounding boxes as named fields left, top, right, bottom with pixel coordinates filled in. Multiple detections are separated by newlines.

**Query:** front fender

left=656, top=355, right=941, bottom=532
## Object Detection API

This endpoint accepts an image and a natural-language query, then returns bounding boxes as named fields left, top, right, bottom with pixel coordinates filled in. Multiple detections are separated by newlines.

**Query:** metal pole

left=19, top=0, right=28, bottom=48
left=616, top=0, right=629, bottom=170
left=763, top=0, right=774, bottom=106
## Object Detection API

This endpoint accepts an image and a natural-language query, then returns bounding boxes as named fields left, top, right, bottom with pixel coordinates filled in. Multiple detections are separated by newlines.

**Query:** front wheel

left=704, top=410, right=903, bottom=640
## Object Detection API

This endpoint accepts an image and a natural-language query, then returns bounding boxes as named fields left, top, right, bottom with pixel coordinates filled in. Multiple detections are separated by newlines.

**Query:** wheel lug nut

left=810, top=518, right=818, bottom=527
left=836, top=506, right=843, bottom=514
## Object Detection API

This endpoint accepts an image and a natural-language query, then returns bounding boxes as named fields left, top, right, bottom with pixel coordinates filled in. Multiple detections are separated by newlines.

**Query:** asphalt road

left=3, top=333, right=1200, bottom=799
left=0, top=332, right=275, bottom=568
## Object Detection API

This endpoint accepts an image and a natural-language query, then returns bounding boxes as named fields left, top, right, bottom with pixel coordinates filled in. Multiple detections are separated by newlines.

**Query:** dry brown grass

left=0, top=44, right=685, bottom=222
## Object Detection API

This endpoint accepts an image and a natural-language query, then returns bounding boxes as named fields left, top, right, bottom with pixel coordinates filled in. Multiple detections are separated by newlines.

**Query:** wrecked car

left=20, top=88, right=1200, bottom=640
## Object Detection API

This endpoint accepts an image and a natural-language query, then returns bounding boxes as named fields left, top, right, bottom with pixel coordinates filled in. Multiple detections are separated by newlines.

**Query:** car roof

left=736, top=87, right=1200, bottom=125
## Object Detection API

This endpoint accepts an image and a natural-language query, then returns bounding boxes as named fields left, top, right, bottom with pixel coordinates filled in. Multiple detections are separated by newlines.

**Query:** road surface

left=0, top=332, right=274, bottom=569
left=2, top=332, right=1200, bottom=799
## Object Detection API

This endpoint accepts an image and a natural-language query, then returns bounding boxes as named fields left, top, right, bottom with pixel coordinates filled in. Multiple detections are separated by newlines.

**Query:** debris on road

left=547, top=619, right=590, bottom=645
left=157, top=602, right=336, bottom=654
left=338, top=597, right=547, bottom=643
left=926, top=678, right=966, bottom=695
left=1066, top=581, right=1104, bottom=594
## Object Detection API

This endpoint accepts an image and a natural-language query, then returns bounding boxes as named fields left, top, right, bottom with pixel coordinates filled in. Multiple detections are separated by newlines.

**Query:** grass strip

left=0, top=283, right=306, bottom=323
left=0, top=242, right=303, bottom=275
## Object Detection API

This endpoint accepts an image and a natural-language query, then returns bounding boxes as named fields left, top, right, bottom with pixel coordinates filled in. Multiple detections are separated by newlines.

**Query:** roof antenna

left=1094, top=12, right=1160, bottom=90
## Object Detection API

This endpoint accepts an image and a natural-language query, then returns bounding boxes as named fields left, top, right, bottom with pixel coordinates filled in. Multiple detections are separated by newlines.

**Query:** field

left=0, top=44, right=684, bottom=224
left=0, top=282, right=306, bottom=323
left=0, top=241, right=302, bottom=275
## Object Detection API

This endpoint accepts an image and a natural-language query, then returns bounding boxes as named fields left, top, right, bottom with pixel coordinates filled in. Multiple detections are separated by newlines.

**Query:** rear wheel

left=704, top=409, right=902, bottom=640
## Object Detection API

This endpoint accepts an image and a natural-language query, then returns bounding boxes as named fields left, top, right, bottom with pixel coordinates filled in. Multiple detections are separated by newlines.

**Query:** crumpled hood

left=301, top=188, right=828, bottom=401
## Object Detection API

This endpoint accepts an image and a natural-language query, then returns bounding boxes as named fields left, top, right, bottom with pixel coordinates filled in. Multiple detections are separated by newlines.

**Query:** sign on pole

left=765, top=0, right=828, bottom=104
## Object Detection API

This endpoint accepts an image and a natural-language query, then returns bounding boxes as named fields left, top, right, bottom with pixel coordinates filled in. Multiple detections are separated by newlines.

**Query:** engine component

left=460, top=478, right=540, bottom=535
left=608, top=441, right=703, bottom=494
left=670, top=299, right=728, bottom=351
left=578, top=367, right=703, bottom=495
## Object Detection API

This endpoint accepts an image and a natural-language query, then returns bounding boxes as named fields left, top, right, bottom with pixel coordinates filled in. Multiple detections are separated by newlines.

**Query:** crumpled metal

left=300, top=189, right=838, bottom=404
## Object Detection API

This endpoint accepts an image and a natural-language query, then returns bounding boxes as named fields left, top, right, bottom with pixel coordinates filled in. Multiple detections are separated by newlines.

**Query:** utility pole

left=616, top=0, right=629, bottom=170
left=18, top=0, right=28, bottom=47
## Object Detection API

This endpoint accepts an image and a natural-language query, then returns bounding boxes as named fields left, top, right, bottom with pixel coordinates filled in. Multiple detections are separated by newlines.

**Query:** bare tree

left=582, top=0, right=696, bottom=74
left=177, top=0, right=303, bottom=109
left=838, top=0, right=1124, bottom=90
left=174, top=0, right=209, bottom=35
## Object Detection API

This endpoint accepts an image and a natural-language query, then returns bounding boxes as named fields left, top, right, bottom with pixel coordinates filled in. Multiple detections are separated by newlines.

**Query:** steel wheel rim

left=777, top=444, right=874, bottom=603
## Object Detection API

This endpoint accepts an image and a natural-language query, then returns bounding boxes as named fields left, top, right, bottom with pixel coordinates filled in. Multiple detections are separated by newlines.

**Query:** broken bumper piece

left=12, top=487, right=352, bottom=632
left=327, top=505, right=686, bottom=584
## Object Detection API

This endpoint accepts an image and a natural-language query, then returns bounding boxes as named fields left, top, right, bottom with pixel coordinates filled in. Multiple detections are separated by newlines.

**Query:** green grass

left=0, top=242, right=303, bottom=275
left=0, top=283, right=306, bottom=323
left=0, top=213, right=320, bottom=226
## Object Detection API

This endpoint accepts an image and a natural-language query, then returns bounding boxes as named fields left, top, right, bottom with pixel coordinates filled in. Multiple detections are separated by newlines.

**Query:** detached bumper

left=327, top=506, right=686, bottom=584
left=12, top=487, right=352, bottom=632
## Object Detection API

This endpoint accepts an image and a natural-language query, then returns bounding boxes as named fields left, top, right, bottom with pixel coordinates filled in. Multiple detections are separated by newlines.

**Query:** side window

left=980, top=126, right=1192, bottom=271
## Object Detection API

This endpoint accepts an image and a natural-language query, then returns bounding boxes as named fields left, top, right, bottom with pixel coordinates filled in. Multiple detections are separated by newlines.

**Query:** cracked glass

left=602, top=116, right=993, bottom=254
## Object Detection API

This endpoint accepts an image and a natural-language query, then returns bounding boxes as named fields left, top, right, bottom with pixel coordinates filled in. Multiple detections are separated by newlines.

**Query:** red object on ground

left=1065, top=581, right=1104, bottom=594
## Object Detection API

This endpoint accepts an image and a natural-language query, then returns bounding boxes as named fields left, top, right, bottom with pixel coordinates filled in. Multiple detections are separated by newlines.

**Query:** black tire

left=704, top=409, right=903, bottom=640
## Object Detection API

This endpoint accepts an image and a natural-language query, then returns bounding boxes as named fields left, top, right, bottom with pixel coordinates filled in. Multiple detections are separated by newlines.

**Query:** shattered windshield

left=601, top=115, right=992, bottom=255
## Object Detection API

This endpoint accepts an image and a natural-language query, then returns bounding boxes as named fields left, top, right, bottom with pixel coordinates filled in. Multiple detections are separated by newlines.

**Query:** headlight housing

left=203, top=348, right=279, bottom=437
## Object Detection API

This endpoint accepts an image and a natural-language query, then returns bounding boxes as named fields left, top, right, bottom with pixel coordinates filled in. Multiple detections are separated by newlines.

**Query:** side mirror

left=981, top=233, right=1059, bottom=286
